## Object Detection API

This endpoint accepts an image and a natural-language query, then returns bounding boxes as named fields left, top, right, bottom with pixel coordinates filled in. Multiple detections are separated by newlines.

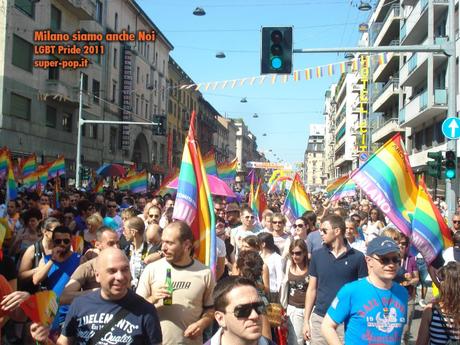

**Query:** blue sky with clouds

left=137, top=0, right=371, bottom=165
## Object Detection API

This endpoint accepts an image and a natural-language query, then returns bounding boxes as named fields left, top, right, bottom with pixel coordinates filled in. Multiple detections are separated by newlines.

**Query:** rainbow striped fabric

left=37, top=164, right=50, bottom=189
left=249, top=178, right=267, bottom=221
left=281, top=173, right=312, bottom=224
left=325, top=175, right=349, bottom=198
left=156, top=170, right=178, bottom=196
left=48, top=156, right=65, bottom=179
left=130, top=171, right=148, bottom=194
left=173, top=111, right=216, bottom=272
left=351, top=134, right=417, bottom=237
left=203, top=150, right=218, bottom=177
left=95, top=180, right=104, bottom=194
left=329, top=178, right=357, bottom=202
left=411, top=179, right=452, bottom=264
left=217, top=158, right=237, bottom=183
left=23, top=172, right=38, bottom=190
left=0, top=147, right=9, bottom=179
left=21, top=154, right=37, bottom=178
left=6, top=154, right=17, bottom=201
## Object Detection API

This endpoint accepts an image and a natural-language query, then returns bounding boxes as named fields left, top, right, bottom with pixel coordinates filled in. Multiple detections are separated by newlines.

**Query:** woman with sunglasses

left=363, top=207, right=386, bottom=243
left=280, top=239, right=309, bottom=345
left=416, top=262, right=460, bottom=345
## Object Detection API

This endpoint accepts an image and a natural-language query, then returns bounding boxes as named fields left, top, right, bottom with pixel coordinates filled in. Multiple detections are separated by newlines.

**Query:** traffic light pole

left=291, top=0, right=457, bottom=224
left=76, top=74, right=160, bottom=190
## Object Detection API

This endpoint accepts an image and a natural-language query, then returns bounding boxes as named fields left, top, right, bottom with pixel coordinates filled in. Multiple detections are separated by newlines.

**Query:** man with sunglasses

left=32, top=226, right=81, bottom=334
left=451, top=213, right=460, bottom=235
left=230, top=207, right=260, bottom=257
left=322, top=236, right=408, bottom=345
left=205, top=276, right=276, bottom=345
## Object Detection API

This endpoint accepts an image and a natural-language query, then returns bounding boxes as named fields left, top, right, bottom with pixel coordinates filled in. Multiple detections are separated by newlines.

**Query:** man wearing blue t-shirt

left=322, top=236, right=409, bottom=345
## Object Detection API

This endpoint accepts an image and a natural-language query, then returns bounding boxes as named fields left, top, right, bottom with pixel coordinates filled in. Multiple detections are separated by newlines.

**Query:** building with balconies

left=333, top=73, right=360, bottom=176
left=218, top=116, right=238, bottom=160
left=398, top=0, right=450, bottom=183
left=323, top=85, right=337, bottom=183
left=304, top=124, right=326, bottom=190
left=0, top=0, right=173, bottom=182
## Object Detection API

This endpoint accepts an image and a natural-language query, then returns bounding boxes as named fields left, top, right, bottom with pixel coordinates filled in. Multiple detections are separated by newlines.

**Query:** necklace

left=368, top=278, right=393, bottom=317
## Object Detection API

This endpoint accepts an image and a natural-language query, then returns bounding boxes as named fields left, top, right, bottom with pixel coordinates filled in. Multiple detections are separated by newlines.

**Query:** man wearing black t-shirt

left=30, top=247, right=162, bottom=345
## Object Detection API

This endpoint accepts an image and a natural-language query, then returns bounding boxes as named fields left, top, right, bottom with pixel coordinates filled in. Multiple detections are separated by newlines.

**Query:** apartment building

left=0, top=0, right=172, bottom=181
left=304, top=124, right=326, bottom=190
left=323, top=85, right=337, bottom=183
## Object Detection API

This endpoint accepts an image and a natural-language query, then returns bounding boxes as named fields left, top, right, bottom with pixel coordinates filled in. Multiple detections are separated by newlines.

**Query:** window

left=12, top=35, right=33, bottom=72
left=114, top=12, right=118, bottom=31
left=92, top=79, right=100, bottom=103
left=87, top=124, right=97, bottom=139
left=160, top=144, right=165, bottom=164
left=46, top=106, right=57, bottom=128
left=137, top=67, right=140, bottom=84
left=48, top=57, right=59, bottom=80
left=136, top=97, right=139, bottom=114
left=112, top=80, right=117, bottom=103
left=50, top=5, right=61, bottom=31
left=15, top=0, right=35, bottom=17
left=10, top=93, right=31, bottom=120
left=145, top=101, right=149, bottom=119
left=110, top=127, right=117, bottom=152
left=95, top=0, right=102, bottom=24
left=154, top=80, right=157, bottom=96
left=62, top=113, right=72, bottom=132
left=113, top=48, right=117, bottom=68
left=82, top=73, right=88, bottom=91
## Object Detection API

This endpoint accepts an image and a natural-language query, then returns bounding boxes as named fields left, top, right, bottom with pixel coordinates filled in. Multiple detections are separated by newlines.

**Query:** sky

left=137, top=0, right=372, bottom=166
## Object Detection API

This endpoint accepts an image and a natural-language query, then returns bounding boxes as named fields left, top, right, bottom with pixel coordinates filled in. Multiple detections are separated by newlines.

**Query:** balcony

left=373, top=5, right=402, bottom=47
left=372, top=117, right=405, bottom=143
left=373, top=44, right=400, bottom=82
left=400, top=89, right=447, bottom=127
left=372, top=78, right=399, bottom=113
left=400, top=0, right=428, bottom=45
left=400, top=46, right=448, bottom=87
left=44, top=80, right=90, bottom=107
left=55, top=0, right=95, bottom=20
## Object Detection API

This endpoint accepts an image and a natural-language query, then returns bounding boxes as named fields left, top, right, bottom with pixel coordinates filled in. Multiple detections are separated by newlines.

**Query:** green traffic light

left=271, top=56, right=283, bottom=69
left=446, top=169, right=455, bottom=179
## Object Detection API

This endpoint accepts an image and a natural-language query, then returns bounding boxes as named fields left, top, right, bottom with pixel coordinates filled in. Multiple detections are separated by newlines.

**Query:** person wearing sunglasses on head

left=322, top=236, right=409, bottom=345
left=204, top=276, right=277, bottom=345
left=32, top=226, right=81, bottom=337
left=450, top=213, right=460, bottom=236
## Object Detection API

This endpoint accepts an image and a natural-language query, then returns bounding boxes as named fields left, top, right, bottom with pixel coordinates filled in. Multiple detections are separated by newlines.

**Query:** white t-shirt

left=216, top=237, right=226, bottom=258
left=264, top=252, right=284, bottom=293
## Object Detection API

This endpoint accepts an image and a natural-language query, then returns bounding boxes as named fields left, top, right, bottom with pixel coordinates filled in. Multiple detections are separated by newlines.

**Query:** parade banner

left=173, top=111, right=216, bottom=272
left=351, top=134, right=417, bottom=237
left=411, top=179, right=452, bottom=264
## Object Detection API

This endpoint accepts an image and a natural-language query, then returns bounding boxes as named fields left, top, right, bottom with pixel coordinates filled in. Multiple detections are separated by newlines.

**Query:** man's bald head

left=95, top=247, right=131, bottom=300
left=146, top=223, right=162, bottom=245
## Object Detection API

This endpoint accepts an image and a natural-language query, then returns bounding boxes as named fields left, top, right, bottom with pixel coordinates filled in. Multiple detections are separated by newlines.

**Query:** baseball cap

left=226, top=203, right=240, bottom=213
left=367, top=236, right=400, bottom=256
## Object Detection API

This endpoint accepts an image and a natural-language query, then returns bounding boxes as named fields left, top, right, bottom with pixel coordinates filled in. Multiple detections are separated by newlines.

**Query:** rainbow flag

left=54, top=177, right=61, bottom=209
left=22, top=172, right=38, bottom=190
left=217, top=158, right=237, bottom=183
left=203, top=150, right=218, bottom=176
left=293, top=70, right=299, bottom=81
left=118, top=177, right=130, bottom=191
left=21, top=290, right=59, bottom=327
left=37, top=164, right=50, bottom=190
left=20, top=154, right=37, bottom=178
left=6, top=155, right=18, bottom=201
left=378, top=53, right=387, bottom=65
left=411, top=179, right=452, bottom=264
left=156, top=170, right=179, bottom=196
left=268, top=175, right=292, bottom=194
left=351, top=134, right=418, bottom=237
left=95, top=179, right=104, bottom=193
left=339, top=62, right=346, bottom=74
left=327, top=64, right=334, bottom=76
left=0, top=147, right=9, bottom=179
left=126, top=164, right=137, bottom=177
left=173, top=110, right=216, bottom=272
left=250, top=179, right=267, bottom=221
left=305, top=68, right=311, bottom=80
left=281, top=173, right=312, bottom=224
left=329, top=179, right=357, bottom=202
left=130, top=170, right=148, bottom=194
left=48, top=156, right=65, bottom=178
left=316, top=66, right=323, bottom=78
left=325, top=175, right=349, bottom=197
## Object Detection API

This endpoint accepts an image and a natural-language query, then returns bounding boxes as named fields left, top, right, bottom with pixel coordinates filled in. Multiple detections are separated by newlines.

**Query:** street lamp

left=358, top=1, right=372, bottom=11
left=215, top=52, right=226, bottom=58
left=253, top=113, right=259, bottom=118
left=344, top=52, right=354, bottom=59
left=240, top=97, right=248, bottom=103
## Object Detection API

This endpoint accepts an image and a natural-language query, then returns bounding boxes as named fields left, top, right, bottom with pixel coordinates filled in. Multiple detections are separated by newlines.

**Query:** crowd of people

left=0, top=186, right=458, bottom=345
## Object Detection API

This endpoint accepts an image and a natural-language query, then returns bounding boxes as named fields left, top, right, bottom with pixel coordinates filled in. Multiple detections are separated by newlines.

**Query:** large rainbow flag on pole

left=203, top=150, right=218, bottom=177
left=172, top=111, right=216, bottom=272
left=48, top=156, right=65, bottom=179
left=129, top=170, right=148, bottom=194
left=6, top=154, right=17, bottom=201
left=329, top=177, right=357, bottom=202
left=351, top=133, right=418, bottom=237
left=411, top=179, right=452, bottom=264
left=281, top=173, right=312, bottom=224
left=325, top=175, right=349, bottom=198
left=20, top=154, right=37, bottom=178
left=217, top=158, right=237, bottom=183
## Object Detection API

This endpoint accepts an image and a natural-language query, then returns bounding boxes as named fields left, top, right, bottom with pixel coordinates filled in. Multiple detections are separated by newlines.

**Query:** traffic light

left=153, top=115, right=167, bottom=136
left=261, top=26, right=293, bottom=74
left=445, top=150, right=456, bottom=179
left=427, top=151, right=442, bottom=178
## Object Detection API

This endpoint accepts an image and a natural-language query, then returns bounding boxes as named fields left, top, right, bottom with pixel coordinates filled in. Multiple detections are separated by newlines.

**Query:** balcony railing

left=434, top=89, right=447, bottom=105
left=407, top=54, right=418, bottom=73
left=374, top=78, right=399, bottom=99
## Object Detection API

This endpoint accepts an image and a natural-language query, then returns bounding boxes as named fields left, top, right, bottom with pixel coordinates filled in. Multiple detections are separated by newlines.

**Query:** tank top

left=429, top=306, right=460, bottom=345
left=287, top=270, right=308, bottom=308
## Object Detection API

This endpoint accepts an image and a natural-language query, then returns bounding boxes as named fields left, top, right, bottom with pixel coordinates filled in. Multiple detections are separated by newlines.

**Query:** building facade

left=304, top=124, right=326, bottom=191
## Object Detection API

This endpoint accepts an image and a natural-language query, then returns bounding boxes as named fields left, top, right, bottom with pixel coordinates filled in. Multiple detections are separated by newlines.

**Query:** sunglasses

left=244, top=216, right=255, bottom=219
left=453, top=220, right=460, bottom=224
left=291, top=251, right=303, bottom=256
left=231, top=301, right=266, bottom=318
left=272, top=221, right=284, bottom=224
left=53, top=238, right=71, bottom=245
left=371, top=255, right=400, bottom=265
left=294, top=224, right=305, bottom=228
left=148, top=214, right=160, bottom=218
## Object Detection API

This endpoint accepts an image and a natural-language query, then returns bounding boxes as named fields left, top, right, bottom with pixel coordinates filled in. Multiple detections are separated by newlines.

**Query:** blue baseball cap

left=367, top=236, right=400, bottom=256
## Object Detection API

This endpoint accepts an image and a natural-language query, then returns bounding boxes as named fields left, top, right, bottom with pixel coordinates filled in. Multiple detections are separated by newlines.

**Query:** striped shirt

left=429, top=307, right=460, bottom=345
